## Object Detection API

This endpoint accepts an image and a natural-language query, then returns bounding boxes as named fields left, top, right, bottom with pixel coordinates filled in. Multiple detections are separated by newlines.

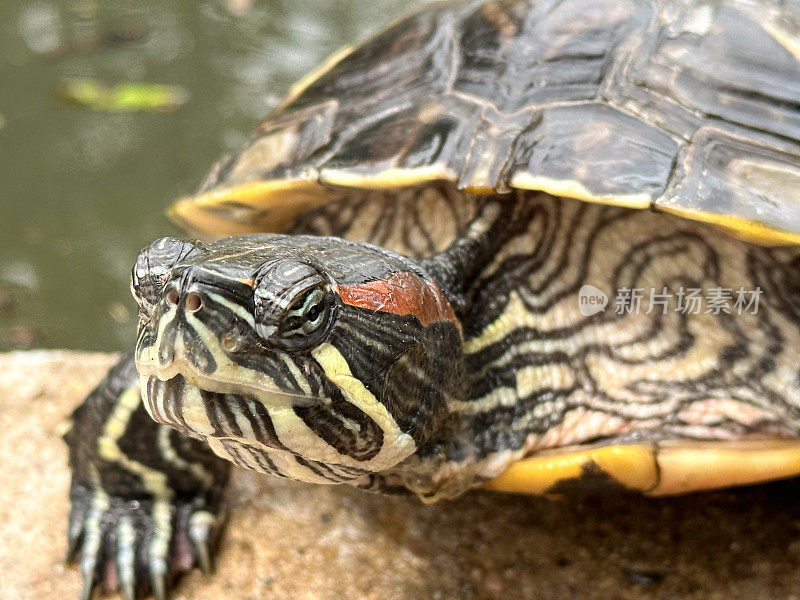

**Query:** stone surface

left=2, top=351, right=800, bottom=600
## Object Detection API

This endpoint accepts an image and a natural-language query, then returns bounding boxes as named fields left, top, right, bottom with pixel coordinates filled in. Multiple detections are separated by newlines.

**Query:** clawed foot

left=67, top=483, right=225, bottom=600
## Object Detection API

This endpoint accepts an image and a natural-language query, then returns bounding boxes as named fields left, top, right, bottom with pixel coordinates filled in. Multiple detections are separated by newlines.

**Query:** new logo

left=578, top=284, right=608, bottom=316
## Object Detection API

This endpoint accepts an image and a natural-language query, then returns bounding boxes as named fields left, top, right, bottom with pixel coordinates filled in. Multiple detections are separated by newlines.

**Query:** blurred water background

left=0, top=0, right=416, bottom=351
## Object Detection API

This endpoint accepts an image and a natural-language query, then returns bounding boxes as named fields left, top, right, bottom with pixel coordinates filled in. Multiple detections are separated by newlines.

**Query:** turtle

left=64, top=0, right=800, bottom=598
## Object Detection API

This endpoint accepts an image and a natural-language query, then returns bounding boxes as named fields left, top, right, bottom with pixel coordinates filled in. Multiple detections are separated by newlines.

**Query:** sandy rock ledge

left=2, top=351, right=800, bottom=600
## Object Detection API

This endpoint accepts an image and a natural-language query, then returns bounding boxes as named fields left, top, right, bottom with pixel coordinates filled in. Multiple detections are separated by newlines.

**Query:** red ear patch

left=337, top=272, right=459, bottom=329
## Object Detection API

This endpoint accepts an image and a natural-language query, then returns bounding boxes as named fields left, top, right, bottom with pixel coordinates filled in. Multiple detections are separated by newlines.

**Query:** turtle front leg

left=64, top=349, right=231, bottom=600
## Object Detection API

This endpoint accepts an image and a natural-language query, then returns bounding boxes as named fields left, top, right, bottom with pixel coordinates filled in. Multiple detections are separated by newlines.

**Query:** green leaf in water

left=57, top=79, right=188, bottom=112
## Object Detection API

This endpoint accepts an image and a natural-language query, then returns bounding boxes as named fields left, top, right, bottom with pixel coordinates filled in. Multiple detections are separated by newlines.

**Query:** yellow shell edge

left=168, top=179, right=331, bottom=240
left=509, top=173, right=653, bottom=209
left=484, top=440, right=800, bottom=496
left=656, top=205, right=800, bottom=247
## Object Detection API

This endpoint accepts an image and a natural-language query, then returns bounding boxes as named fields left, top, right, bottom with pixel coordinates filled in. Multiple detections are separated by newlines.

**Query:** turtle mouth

left=135, top=321, right=327, bottom=420
left=140, top=374, right=314, bottom=447
left=140, top=374, right=374, bottom=483
left=133, top=322, right=378, bottom=481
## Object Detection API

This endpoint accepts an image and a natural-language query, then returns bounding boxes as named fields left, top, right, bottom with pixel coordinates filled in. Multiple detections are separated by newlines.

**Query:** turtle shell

left=171, top=0, right=800, bottom=244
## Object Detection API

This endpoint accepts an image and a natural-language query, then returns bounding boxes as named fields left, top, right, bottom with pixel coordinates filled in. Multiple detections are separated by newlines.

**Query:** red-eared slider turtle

left=65, top=0, right=800, bottom=598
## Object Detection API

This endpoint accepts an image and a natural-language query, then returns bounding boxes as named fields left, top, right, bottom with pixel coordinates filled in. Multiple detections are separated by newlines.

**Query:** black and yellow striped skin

left=64, top=0, right=800, bottom=598
left=287, top=189, right=800, bottom=501
left=63, top=350, right=231, bottom=600
left=65, top=187, right=800, bottom=598
left=130, top=190, right=800, bottom=504
left=133, top=235, right=462, bottom=484
left=66, top=190, right=800, bottom=599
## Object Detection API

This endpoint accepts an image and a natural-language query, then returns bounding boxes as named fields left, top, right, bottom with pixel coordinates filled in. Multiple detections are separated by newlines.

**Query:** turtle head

left=132, top=235, right=463, bottom=483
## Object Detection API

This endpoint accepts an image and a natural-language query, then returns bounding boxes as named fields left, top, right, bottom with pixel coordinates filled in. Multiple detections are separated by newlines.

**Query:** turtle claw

left=79, top=577, right=97, bottom=600
left=75, top=489, right=107, bottom=600
left=67, top=481, right=226, bottom=599
left=188, top=510, right=217, bottom=574
left=150, top=571, right=167, bottom=600
left=116, top=517, right=136, bottom=600
left=66, top=525, right=83, bottom=564
left=66, top=489, right=89, bottom=562
left=120, top=577, right=135, bottom=600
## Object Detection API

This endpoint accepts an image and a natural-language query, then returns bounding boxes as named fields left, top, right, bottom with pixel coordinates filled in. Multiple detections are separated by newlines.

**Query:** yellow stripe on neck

left=311, top=342, right=416, bottom=470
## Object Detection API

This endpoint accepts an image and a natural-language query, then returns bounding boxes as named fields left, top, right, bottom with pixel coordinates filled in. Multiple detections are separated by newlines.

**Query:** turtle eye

left=131, top=237, right=199, bottom=315
left=279, top=286, right=332, bottom=342
left=252, top=259, right=335, bottom=350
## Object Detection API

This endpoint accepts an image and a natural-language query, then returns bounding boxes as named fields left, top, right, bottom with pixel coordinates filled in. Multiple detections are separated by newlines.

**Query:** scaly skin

left=64, top=349, right=230, bottom=600
left=64, top=186, right=472, bottom=599
left=66, top=191, right=800, bottom=598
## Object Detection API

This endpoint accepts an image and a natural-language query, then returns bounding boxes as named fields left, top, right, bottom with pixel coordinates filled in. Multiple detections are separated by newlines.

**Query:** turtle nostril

left=185, top=292, right=203, bottom=312
left=166, top=288, right=180, bottom=306
left=221, top=334, right=240, bottom=352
